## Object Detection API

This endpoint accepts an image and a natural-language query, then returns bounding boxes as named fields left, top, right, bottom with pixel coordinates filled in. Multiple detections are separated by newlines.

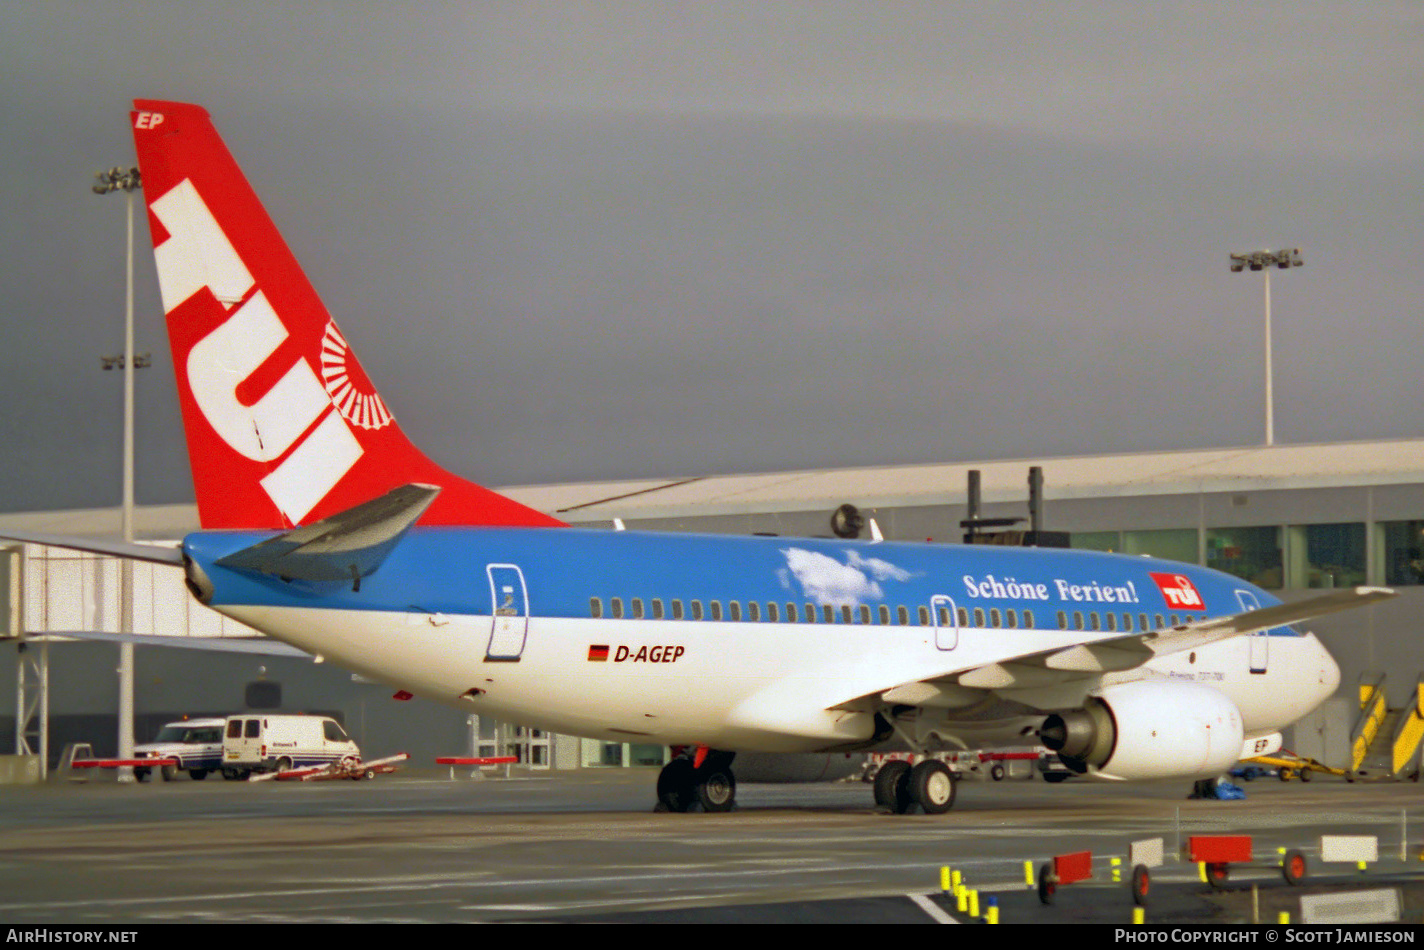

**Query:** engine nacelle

left=1040, top=681, right=1244, bottom=781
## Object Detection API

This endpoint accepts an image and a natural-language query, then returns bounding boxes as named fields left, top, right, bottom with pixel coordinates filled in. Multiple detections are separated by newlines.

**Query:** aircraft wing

left=839, top=585, right=1396, bottom=706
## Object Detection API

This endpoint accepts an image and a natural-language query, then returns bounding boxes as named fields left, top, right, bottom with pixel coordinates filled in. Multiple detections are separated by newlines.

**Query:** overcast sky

left=2, top=2, right=1421, bottom=513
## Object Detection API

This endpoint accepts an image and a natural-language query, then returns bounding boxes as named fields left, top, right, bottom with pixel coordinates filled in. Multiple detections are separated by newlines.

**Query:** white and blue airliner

left=4, top=101, right=1390, bottom=814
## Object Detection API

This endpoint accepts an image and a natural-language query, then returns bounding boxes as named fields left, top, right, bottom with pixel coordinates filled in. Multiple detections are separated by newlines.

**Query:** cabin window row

left=586, top=598, right=1185, bottom=633
left=587, top=597, right=938, bottom=625
left=1053, top=610, right=1184, bottom=632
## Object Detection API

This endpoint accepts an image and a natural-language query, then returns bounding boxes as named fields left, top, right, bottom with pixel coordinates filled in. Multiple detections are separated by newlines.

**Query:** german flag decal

left=588, top=645, right=610, bottom=662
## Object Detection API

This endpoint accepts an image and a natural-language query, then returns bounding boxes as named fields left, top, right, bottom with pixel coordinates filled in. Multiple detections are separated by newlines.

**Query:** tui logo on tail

left=131, top=101, right=564, bottom=531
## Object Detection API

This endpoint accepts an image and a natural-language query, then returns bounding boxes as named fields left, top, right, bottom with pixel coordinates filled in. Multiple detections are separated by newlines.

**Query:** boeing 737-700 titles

left=3, top=102, right=1393, bottom=813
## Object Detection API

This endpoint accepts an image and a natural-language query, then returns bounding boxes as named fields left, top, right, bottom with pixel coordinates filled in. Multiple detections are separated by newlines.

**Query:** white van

left=135, top=717, right=227, bottom=782
left=222, top=714, right=360, bottom=779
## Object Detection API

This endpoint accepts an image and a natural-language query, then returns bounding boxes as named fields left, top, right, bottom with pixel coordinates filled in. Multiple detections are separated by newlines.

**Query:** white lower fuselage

left=220, top=602, right=1340, bottom=754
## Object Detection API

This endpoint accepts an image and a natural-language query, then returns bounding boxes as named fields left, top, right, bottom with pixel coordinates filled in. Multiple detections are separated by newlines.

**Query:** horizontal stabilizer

left=215, top=483, right=440, bottom=585
left=7, top=630, right=311, bottom=658
left=0, top=531, right=183, bottom=565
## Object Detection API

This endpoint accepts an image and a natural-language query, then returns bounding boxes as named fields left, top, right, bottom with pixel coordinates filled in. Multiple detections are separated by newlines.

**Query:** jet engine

left=1039, top=681, right=1244, bottom=781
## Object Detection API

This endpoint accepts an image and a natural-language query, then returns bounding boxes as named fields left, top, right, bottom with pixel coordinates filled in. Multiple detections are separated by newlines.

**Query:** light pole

left=92, top=166, right=144, bottom=781
left=1229, top=248, right=1303, bottom=446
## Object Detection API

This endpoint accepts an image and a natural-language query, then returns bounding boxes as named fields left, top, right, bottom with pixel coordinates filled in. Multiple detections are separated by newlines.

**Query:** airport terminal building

left=2, top=437, right=1421, bottom=775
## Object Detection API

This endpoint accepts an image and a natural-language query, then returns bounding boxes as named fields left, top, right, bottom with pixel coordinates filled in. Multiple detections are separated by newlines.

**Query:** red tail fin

left=130, top=101, right=563, bottom=529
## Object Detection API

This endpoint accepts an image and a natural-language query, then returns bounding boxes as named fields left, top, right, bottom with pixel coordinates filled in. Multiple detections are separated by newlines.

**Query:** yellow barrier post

left=986, top=897, right=999, bottom=925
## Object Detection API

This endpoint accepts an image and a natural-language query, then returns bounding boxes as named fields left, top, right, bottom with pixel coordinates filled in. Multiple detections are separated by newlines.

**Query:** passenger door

left=1236, top=589, right=1267, bottom=674
left=486, top=564, right=529, bottom=661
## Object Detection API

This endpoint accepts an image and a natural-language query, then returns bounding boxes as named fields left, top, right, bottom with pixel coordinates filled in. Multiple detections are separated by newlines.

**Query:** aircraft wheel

left=873, top=760, right=913, bottom=813
left=909, top=760, right=956, bottom=814
left=656, top=757, right=696, bottom=813
left=695, top=767, right=737, bottom=812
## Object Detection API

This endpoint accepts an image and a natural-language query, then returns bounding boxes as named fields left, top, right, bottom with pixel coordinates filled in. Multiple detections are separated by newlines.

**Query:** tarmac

left=0, top=765, right=1422, bottom=925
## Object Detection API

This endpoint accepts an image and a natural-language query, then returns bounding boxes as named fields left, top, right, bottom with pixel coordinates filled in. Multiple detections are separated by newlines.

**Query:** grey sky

left=2, top=2, right=1421, bottom=513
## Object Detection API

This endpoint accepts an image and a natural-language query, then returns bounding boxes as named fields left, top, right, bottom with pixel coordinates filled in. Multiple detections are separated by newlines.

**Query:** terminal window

left=1287, top=522, right=1366, bottom=588
left=1207, top=526, right=1282, bottom=588
left=1383, top=521, right=1424, bottom=586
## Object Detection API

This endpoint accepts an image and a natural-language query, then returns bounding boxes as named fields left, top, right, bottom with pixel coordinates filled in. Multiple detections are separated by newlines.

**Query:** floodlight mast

left=1228, top=248, right=1303, bottom=447
left=92, top=166, right=143, bottom=783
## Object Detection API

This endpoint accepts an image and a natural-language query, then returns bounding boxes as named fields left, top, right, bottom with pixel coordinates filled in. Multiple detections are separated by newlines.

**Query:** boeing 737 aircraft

left=6, top=102, right=1393, bottom=814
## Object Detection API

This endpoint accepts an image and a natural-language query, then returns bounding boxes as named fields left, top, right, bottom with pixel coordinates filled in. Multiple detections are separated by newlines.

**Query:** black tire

left=1300, top=768, right=1312, bottom=782
left=1043, top=772, right=1072, bottom=783
left=909, top=760, right=956, bottom=814
left=1282, top=849, right=1307, bottom=886
left=990, top=763, right=1006, bottom=782
left=160, top=764, right=179, bottom=782
left=656, top=757, right=696, bottom=813
left=1278, top=768, right=1293, bottom=781
left=275, top=757, right=294, bottom=773
left=873, top=760, right=913, bottom=813
left=188, top=769, right=208, bottom=781
left=134, top=768, right=151, bottom=783
left=696, top=768, right=737, bottom=812
left=1037, top=862, right=1057, bottom=905
left=1205, top=862, right=1230, bottom=889
left=1131, top=864, right=1151, bottom=906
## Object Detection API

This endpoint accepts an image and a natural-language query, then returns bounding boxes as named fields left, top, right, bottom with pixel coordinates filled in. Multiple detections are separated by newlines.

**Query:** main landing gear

left=655, top=749, right=737, bottom=812
left=873, top=759, right=957, bottom=814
